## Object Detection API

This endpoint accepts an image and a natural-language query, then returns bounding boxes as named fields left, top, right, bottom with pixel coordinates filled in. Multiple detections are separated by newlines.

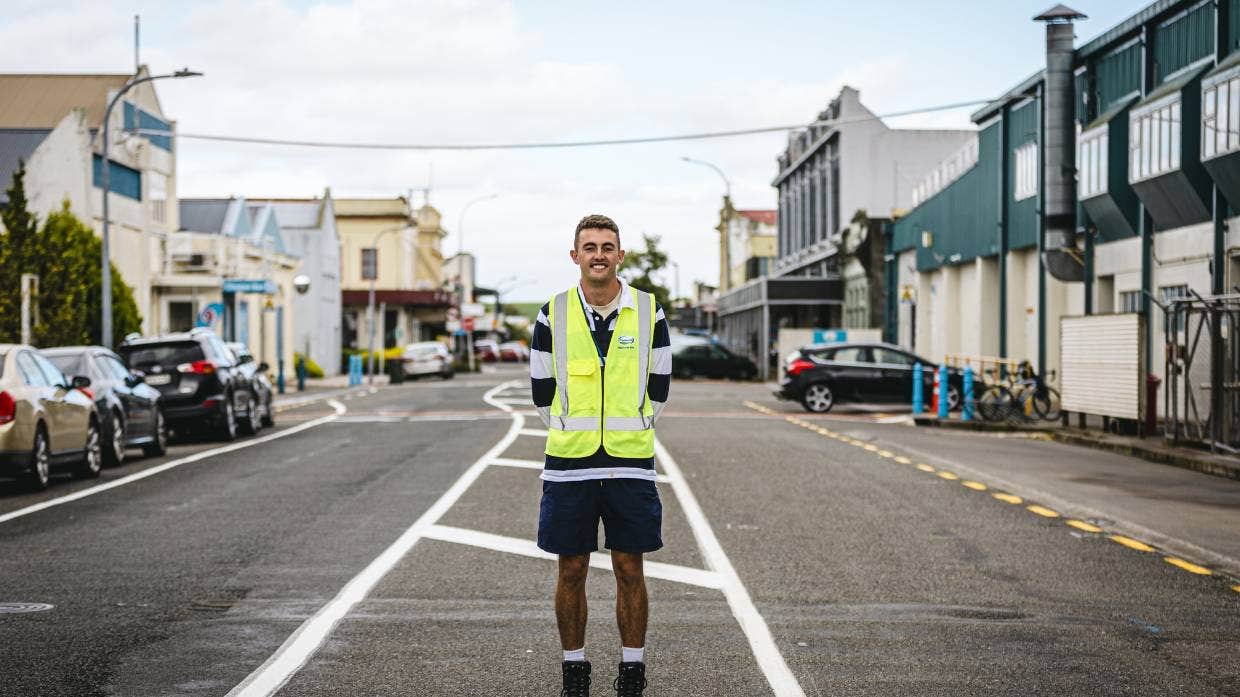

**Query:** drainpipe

left=1037, top=82, right=1048, bottom=374
left=999, top=103, right=1010, bottom=362
left=1214, top=0, right=1230, bottom=296
left=1141, top=23, right=1155, bottom=379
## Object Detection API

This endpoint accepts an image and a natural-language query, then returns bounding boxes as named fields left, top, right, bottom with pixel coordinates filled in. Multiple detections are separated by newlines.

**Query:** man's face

left=571, top=228, right=624, bottom=284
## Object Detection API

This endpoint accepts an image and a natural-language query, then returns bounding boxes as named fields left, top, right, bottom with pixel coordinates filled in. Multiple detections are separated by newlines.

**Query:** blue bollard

left=938, top=364, right=949, bottom=420
left=912, top=363, right=924, bottom=414
left=348, top=355, right=361, bottom=386
left=962, top=365, right=974, bottom=421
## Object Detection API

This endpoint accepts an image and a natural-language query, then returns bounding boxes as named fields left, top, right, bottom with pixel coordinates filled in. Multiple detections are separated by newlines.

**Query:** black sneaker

left=562, top=660, right=591, bottom=697
left=613, top=662, right=646, bottom=696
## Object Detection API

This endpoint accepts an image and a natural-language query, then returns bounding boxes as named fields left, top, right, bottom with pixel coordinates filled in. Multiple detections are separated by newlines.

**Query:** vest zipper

left=599, top=360, right=606, bottom=449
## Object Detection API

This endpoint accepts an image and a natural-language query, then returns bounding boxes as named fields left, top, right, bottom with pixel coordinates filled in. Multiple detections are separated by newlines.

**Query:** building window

left=1130, top=101, right=1181, bottom=181
left=360, top=247, right=377, bottom=281
left=1160, top=284, right=1190, bottom=332
left=168, top=301, right=194, bottom=332
left=1014, top=142, right=1038, bottom=201
left=1203, top=77, right=1240, bottom=160
left=149, top=172, right=168, bottom=224
left=1118, top=290, right=1142, bottom=313
left=1078, top=128, right=1109, bottom=199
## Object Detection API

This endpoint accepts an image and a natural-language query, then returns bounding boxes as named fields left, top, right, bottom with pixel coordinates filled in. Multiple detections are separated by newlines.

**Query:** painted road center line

left=916, top=464, right=936, bottom=473
left=1067, top=520, right=1103, bottom=533
left=962, top=481, right=988, bottom=491
left=992, top=493, right=1023, bottom=505
left=655, top=438, right=806, bottom=697
left=1027, top=505, right=1060, bottom=518
left=937, top=471, right=959, bottom=481
left=0, top=400, right=347, bottom=526
left=225, top=382, right=524, bottom=697
left=424, top=524, right=723, bottom=590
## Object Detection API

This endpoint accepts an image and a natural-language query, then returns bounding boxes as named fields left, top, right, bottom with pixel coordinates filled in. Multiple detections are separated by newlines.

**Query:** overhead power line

left=132, top=98, right=992, bottom=152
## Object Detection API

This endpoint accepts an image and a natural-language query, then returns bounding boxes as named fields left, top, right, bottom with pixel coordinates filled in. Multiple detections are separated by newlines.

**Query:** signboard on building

left=463, top=317, right=476, bottom=331
left=196, top=302, right=225, bottom=328
left=222, top=279, right=276, bottom=294
left=461, top=303, right=486, bottom=318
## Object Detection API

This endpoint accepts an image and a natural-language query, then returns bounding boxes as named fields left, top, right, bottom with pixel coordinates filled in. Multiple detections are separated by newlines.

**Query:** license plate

left=145, top=373, right=171, bottom=385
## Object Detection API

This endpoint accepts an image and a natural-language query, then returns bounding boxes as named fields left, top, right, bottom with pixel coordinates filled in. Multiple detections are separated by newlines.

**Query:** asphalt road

left=0, top=366, right=1237, bottom=696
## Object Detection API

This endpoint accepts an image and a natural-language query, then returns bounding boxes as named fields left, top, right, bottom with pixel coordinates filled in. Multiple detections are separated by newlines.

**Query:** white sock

left=563, top=647, right=585, bottom=663
left=622, top=646, right=645, bottom=663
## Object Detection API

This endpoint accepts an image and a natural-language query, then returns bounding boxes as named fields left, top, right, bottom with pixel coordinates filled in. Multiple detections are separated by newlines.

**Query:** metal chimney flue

left=1036, top=4, right=1087, bottom=282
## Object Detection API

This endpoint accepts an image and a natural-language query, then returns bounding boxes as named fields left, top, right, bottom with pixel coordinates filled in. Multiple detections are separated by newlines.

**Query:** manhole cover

left=0, top=602, right=53, bottom=614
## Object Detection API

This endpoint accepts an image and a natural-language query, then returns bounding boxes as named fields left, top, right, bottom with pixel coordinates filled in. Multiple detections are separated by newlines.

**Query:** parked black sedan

left=671, top=336, right=758, bottom=380
left=226, top=342, right=274, bottom=428
left=776, top=342, right=973, bottom=413
left=43, top=346, right=167, bottom=464
left=118, top=329, right=261, bottom=441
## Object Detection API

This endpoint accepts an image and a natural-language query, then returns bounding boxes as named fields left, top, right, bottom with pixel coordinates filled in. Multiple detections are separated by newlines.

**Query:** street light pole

left=680, top=156, right=733, bottom=293
left=100, top=67, right=201, bottom=348
left=366, top=225, right=406, bottom=385
left=455, top=193, right=498, bottom=371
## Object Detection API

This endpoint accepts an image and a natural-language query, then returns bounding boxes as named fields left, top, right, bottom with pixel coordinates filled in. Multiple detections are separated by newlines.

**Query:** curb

left=913, top=415, right=1240, bottom=481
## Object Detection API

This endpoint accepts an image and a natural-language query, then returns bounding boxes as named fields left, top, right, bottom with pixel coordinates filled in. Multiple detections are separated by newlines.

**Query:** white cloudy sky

left=2, top=0, right=1133, bottom=302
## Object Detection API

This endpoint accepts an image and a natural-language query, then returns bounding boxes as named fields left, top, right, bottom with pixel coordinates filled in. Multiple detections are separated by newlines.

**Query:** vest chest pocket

left=566, top=358, right=600, bottom=412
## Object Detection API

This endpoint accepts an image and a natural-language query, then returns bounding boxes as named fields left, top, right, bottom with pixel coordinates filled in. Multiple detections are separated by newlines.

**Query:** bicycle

left=977, top=362, right=1060, bottom=424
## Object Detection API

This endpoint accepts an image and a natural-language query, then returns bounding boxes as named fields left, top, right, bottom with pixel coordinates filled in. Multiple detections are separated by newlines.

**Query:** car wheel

left=143, top=409, right=168, bottom=457
left=103, top=410, right=126, bottom=467
left=218, top=397, right=238, bottom=442
left=23, top=428, right=51, bottom=492
left=261, top=396, right=275, bottom=427
left=947, top=384, right=962, bottom=411
left=73, top=418, right=102, bottom=479
left=240, top=394, right=261, bottom=436
left=801, top=382, right=834, bottom=413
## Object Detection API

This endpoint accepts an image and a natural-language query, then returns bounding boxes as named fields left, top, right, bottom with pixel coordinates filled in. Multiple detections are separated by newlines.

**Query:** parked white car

left=400, top=342, right=454, bottom=379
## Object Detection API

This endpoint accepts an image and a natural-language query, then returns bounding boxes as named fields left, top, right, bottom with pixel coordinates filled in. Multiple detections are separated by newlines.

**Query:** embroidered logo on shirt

left=617, top=335, right=636, bottom=348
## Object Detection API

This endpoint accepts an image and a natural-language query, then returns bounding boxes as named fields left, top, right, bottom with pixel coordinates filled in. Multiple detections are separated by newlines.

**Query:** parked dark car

left=672, top=338, right=757, bottom=380
left=226, top=342, right=274, bottom=428
left=43, top=346, right=167, bottom=464
left=117, top=329, right=261, bottom=441
left=776, top=342, right=972, bottom=413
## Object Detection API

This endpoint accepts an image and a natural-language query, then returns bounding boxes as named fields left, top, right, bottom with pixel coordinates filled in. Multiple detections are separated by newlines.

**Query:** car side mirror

left=71, top=375, right=92, bottom=390
left=126, top=370, right=145, bottom=387
left=257, top=362, right=269, bottom=373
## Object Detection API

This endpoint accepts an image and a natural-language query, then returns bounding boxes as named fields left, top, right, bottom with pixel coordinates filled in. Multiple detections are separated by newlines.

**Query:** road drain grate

left=0, top=602, right=54, bottom=614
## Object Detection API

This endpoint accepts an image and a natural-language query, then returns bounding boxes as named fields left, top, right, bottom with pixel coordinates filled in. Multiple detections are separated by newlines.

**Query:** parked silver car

left=400, top=342, right=454, bottom=379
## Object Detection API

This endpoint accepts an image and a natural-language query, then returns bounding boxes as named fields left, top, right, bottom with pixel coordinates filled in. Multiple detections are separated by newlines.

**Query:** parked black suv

left=776, top=342, right=975, bottom=414
left=118, top=329, right=261, bottom=441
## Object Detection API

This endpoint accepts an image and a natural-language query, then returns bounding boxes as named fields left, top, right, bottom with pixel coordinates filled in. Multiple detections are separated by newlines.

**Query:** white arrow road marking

left=0, top=400, right=347, bottom=526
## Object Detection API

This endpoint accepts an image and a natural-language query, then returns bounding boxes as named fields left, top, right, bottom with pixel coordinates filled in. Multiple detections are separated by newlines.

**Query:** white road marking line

left=225, top=382, right=524, bottom=697
left=0, top=400, right=347, bottom=527
left=424, top=524, right=724, bottom=590
left=519, top=428, right=549, bottom=437
left=489, top=457, right=671, bottom=483
left=655, top=438, right=806, bottom=697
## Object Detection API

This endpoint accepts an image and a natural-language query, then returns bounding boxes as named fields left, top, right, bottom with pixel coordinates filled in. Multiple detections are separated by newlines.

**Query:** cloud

left=0, top=0, right=976, bottom=302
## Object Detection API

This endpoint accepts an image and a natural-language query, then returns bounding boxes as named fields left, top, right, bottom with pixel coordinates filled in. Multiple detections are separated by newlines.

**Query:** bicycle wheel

left=1033, top=386, right=1061, bottom=422
left=977, top=385, right=1013, bottom=422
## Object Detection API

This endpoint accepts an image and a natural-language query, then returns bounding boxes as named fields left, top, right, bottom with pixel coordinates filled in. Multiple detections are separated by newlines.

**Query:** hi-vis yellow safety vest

left=545, top=286, right=656, bottom=459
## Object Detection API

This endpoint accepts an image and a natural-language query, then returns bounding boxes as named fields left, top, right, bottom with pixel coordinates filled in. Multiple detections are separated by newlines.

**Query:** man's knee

left=558, top=554, right=590, bottom=587
left=611, top=551, right=644, bottom=586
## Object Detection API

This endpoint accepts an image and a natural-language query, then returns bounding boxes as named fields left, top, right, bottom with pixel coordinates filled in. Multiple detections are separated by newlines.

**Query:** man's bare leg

left=611, top=551, right=648, bottom=648
left=556, top=554, right=591, bottom=651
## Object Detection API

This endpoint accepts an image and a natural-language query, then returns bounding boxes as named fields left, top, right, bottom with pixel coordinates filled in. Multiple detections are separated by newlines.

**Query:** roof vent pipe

left=1036, top=4, right=1087, bottom=282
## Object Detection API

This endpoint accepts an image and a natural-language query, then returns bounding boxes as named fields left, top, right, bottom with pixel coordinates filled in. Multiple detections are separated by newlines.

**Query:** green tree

left=619, top=233, right=672, bottom=310
left=0, top=165, right=142, bottom=347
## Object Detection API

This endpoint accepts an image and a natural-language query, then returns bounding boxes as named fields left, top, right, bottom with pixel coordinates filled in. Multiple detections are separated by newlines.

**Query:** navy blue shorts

left=537, top=478, right=663, bottom=556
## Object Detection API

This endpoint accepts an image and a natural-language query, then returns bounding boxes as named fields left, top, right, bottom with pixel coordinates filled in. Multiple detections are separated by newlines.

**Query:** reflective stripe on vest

left=546, top=286, right=656, bottom=458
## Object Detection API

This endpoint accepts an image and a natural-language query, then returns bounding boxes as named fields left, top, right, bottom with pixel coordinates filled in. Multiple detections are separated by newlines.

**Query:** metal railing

left=1164, top=292, right=1240, bottom=454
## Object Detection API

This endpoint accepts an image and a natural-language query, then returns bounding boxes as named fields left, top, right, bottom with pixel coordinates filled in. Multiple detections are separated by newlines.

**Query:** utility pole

left=20, top=274, right=38, bottom=345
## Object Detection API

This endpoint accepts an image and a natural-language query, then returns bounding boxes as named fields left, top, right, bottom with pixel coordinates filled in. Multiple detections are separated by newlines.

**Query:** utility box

left=1060, top=313, right=1144, bottom=421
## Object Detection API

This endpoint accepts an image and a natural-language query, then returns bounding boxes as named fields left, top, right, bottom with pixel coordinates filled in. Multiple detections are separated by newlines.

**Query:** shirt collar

left=577, top=276, right=634, bottom=314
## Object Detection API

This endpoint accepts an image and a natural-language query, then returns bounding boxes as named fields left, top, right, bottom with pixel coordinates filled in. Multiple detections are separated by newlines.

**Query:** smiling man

left=530, top=214, right=671, bottom=696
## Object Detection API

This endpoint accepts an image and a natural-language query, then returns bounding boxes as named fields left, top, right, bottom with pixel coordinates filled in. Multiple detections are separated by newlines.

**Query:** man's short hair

left=574, top=214, right=620, bottom=248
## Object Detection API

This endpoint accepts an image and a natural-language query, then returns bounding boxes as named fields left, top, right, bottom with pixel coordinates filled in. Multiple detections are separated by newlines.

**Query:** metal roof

left=0, top=74, right=129, bottom=129
left=0, top=128, right=50, bottom=205
left=1033, top=4, right=1087, bottom=22
left=177, top=198, right=232, bottom=233
left=736, top=209, right=777, bottom=225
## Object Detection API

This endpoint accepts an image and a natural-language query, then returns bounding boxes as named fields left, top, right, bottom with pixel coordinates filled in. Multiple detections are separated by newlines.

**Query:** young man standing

left=530, top=214, right=671, bottom=696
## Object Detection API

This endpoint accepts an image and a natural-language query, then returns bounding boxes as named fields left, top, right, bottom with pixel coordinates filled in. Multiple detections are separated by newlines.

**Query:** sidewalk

left=912, top=414, right=1240, bottom=481
left=271, top=375, right=383, bottom=410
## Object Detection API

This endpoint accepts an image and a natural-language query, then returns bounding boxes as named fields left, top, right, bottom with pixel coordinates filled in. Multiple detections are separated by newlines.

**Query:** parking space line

left=423, top=524, right=725, bottom=590
left=488, top=457, right=673, bottom=483
left=519, top=428, right=549, bottom=437
left=655, top=439, right=806, bottom=697
left=992, top=493, right=1024, bottom=505
left=1067, top=520, right=1103, bottom=533
left=1110, top=535, right=1155, bottom=552
left=1027, top=505, right=1060, bottom=518
left=225, top=382, right=524, bottom=697
left=1165, top=557, right=1213, bottom=575
left=0, top=400, right=347, bottom=527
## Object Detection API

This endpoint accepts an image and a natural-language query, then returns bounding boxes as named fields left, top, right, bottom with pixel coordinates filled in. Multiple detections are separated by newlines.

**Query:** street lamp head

left=293, top=274, right=311, bottom=294
left=174, top=68, right=203, bottom=78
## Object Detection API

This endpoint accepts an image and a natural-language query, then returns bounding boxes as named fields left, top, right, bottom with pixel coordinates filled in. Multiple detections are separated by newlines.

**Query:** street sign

left=446, top=306, right=460, bottom=321
left=446, top=319, right=461, bottom=333
left=462, top=303, right=486, bottom=318
left=463, top=317, right=476, bottom=331
left=223, top=279, right=276, bottom=294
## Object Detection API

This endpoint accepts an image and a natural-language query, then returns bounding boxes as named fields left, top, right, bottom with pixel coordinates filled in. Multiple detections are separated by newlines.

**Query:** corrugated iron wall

left=1007, top=99, right=1041, bottom=251
left=1154, top=0, right=1214, bottom=82
left=1096, top=42, right=1143, bottom=111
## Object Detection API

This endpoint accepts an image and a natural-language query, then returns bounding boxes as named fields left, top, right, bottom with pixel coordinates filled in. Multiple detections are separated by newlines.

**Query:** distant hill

left=504, top=302, right=543, bottom=322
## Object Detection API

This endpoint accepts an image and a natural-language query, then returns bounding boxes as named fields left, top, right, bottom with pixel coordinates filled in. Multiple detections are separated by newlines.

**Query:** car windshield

left=120, top=341, right=205, bottom=367
left=0, top=350, right=6, bottom=378
left=408, top=345, right=441, bottom=356
left=45, top=352, right=85, bottom=377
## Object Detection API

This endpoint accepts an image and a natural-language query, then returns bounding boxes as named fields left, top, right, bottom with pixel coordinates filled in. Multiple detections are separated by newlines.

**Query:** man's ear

left=570, top=248, right=579, bottom=264
left=616, top=249, right=625, bottom=266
